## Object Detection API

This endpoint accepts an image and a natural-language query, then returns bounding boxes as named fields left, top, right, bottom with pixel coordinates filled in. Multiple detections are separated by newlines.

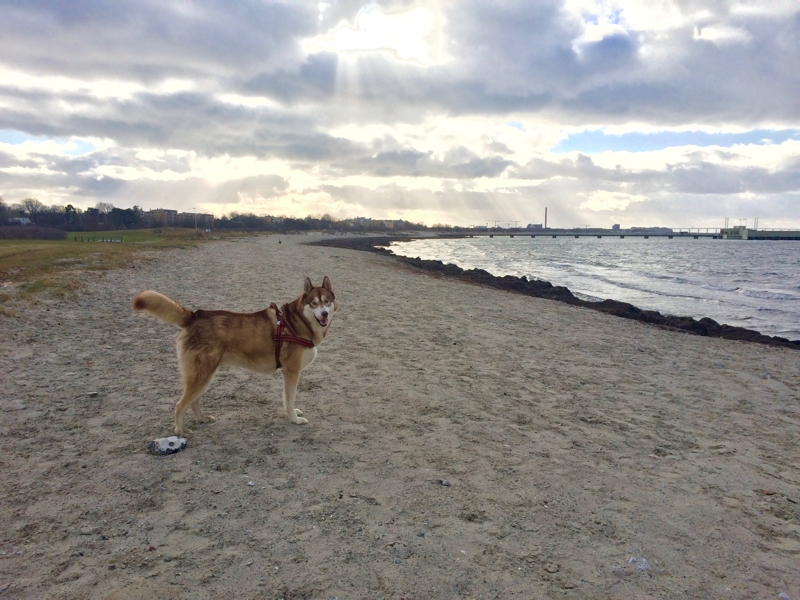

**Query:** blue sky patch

left=0, top=130, right=33, bottom=145
left=0, top=130, right=98, bottom=156
left=65, top=139, right=98, bottom=156
left=552, top=129, right=800, bottom=153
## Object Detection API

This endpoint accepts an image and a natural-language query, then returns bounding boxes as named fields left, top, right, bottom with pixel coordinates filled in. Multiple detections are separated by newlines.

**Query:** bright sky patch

left=304, top=5, right=441, bottom=64
left=552, top=129, right=800, bottom=153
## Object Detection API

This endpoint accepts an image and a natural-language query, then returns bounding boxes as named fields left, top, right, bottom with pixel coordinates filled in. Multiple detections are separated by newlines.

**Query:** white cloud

left=693, top=25, right=752, bottom=45
left=0, top=66, right=197, bottom=99
left=303, top=4, right=444, bottom=65
left=217, top=93, right=283, bottom=110
left=0, top=165, right=62, bottom=176
left=580, top=190, right=647, bottom=211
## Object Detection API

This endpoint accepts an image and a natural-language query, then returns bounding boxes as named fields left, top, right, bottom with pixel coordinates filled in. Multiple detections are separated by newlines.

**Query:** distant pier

left=437, top=225, right=800, bottom=241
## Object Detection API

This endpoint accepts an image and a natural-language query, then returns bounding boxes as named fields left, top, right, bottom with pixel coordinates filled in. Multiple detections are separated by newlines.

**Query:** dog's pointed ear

left=304, top=277, right=313, bottom=293
left=322, top=276, right=332, bottom=292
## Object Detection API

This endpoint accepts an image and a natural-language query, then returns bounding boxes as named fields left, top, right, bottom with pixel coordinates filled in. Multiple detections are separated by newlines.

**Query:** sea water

left=387, top=236, right=800, bottom=341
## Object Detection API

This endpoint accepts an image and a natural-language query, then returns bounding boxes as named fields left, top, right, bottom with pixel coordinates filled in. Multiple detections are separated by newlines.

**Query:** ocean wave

left=544, top=261, right=578, bottom=271
left=584, top=275, right=711, bottom=301
left=635, top=270, right=678, bottom=281
left=741, top=289, right=798, bottom=301
left=572, top=291, right=604, bottom=302
left=773, top=328, right=800, bottom=339
left=701, top=285, right=740, bottom=293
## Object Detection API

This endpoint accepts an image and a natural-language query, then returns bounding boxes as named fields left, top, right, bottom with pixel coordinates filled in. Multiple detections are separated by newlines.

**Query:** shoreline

left=311, top=235, right=800, bottom=350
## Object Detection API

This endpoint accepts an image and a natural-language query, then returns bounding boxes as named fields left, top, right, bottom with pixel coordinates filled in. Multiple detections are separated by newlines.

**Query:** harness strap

left=270, top=303, right=315, bottom=369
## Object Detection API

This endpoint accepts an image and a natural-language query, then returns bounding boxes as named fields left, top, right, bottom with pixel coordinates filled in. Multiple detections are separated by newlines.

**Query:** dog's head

left=302, top=276, right=337, bottom=329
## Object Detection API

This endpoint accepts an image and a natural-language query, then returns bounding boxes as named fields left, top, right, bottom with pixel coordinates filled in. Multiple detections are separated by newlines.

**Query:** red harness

left=270, top=303, right=314, bottom=369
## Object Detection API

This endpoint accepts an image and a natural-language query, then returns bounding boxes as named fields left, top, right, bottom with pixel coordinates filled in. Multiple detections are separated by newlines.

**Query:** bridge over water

left=439, top=227, right=800, bottom=241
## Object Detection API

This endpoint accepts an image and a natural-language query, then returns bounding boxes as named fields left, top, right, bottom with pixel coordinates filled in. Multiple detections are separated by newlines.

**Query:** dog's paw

left=175, top=427, right=193, bottom=435
left=290, top=410, right=309, bottom=425
left=198, top=414, right=216, bottom=424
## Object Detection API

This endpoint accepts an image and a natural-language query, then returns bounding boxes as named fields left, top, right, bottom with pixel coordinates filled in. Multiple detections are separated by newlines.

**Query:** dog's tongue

left=318, top=317, right=328, bottom=327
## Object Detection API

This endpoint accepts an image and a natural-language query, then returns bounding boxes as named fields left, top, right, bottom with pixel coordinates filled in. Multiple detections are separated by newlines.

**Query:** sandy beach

left=1, top=233, right=799, bottom=599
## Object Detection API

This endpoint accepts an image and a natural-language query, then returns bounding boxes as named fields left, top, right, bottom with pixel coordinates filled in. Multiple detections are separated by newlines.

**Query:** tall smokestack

left=545, top=207, right=548, bottom=229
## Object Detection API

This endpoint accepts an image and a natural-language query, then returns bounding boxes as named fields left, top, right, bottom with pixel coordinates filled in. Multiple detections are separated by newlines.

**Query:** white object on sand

left=149, top=436, right=187, bottom=456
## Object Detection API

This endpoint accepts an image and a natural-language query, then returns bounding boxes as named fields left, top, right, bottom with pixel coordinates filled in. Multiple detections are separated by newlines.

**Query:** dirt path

left=1, top=234, right=799, bottom=599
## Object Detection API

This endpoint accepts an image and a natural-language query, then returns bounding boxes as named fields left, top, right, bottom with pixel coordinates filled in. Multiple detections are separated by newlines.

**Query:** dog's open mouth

left=316, top=316, right=328, bottom=327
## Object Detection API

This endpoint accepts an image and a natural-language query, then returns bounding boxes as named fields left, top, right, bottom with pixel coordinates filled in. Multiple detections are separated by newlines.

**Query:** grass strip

left=0, top=228, right=246, bottom=308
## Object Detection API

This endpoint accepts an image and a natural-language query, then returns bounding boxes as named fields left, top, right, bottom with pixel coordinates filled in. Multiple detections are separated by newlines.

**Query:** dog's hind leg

left=175, top=354, right=220, bottom=436
left=190, top=394, right=217, bottom=426
left=281, top=369, right=308, bottom=424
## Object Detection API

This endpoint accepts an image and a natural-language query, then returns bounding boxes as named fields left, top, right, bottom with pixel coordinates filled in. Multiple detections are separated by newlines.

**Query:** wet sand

left=1, top=233, right=799, bottom=599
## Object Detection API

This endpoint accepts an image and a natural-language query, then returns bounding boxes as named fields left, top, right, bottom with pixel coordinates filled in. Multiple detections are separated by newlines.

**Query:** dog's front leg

left=282, top=369, right=308, bottom=424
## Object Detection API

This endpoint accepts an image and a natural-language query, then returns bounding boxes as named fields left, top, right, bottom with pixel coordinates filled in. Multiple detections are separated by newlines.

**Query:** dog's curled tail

left=132, top=291, right=193, bottom=327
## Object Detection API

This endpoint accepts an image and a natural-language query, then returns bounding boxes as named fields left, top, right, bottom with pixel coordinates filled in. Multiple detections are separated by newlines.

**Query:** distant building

left=178, top=212, right=214, bottom=228
left=344, top=217, right=374, bottom=229
left=721, top=226, right=748, bottom=240
left=526, top=223, right=543, bottom=230
left=8, top=217, right=32, bottom=225
left=612, top=224, right=620, bottom=231
left=146, top=209, right=178, bottom=227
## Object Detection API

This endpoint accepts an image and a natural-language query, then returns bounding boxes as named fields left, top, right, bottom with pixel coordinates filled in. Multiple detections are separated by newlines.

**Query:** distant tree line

left=0, top=198, right=430, bottom=232
left=0, top=198, right=144, bottom=231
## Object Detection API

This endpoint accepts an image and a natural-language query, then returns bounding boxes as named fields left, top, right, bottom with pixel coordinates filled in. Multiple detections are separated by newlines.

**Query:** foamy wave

left=741, top=289, right=798, bottom=301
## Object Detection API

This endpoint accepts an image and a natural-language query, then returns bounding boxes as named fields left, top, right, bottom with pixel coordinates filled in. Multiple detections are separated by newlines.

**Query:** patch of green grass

left=0, top=228, right=248, bottom=303
left=67, top=228, right=209, bottom=243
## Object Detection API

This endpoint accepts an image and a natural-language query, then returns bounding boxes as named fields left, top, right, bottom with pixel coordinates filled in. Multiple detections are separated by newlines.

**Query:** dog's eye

left=311, top=301, right=319, bottom=308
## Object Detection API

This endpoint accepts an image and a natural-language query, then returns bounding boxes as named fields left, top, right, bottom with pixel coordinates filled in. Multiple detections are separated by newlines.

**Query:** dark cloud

left=579, top=34, right=637, bottom=70
left=515, top=153, right=800, bottom=196
left=243, top=53, right=338, bottom=103
left=0, top=149, right=36, bottom=169
left=329, top=145, right=513, bottom=179
left=0, top=0, right=316, bottom=81
left=663, top=162, right=800, bottom=195
left=318, top=183, right=524, bottom=218
left=0, top=86, right=364, bottom=161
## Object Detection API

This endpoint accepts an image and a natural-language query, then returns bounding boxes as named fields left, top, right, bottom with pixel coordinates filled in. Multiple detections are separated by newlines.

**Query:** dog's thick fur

left=132, top=277, right=337, bottom=435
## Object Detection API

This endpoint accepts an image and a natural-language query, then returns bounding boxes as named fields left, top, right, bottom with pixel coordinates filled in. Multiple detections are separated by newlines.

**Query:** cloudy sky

left=1, top=0, right=798, bottom=228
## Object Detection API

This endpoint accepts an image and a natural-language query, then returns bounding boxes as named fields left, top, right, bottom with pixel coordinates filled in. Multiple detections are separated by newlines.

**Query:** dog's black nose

left=321, top=311, right=329, bottom=318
